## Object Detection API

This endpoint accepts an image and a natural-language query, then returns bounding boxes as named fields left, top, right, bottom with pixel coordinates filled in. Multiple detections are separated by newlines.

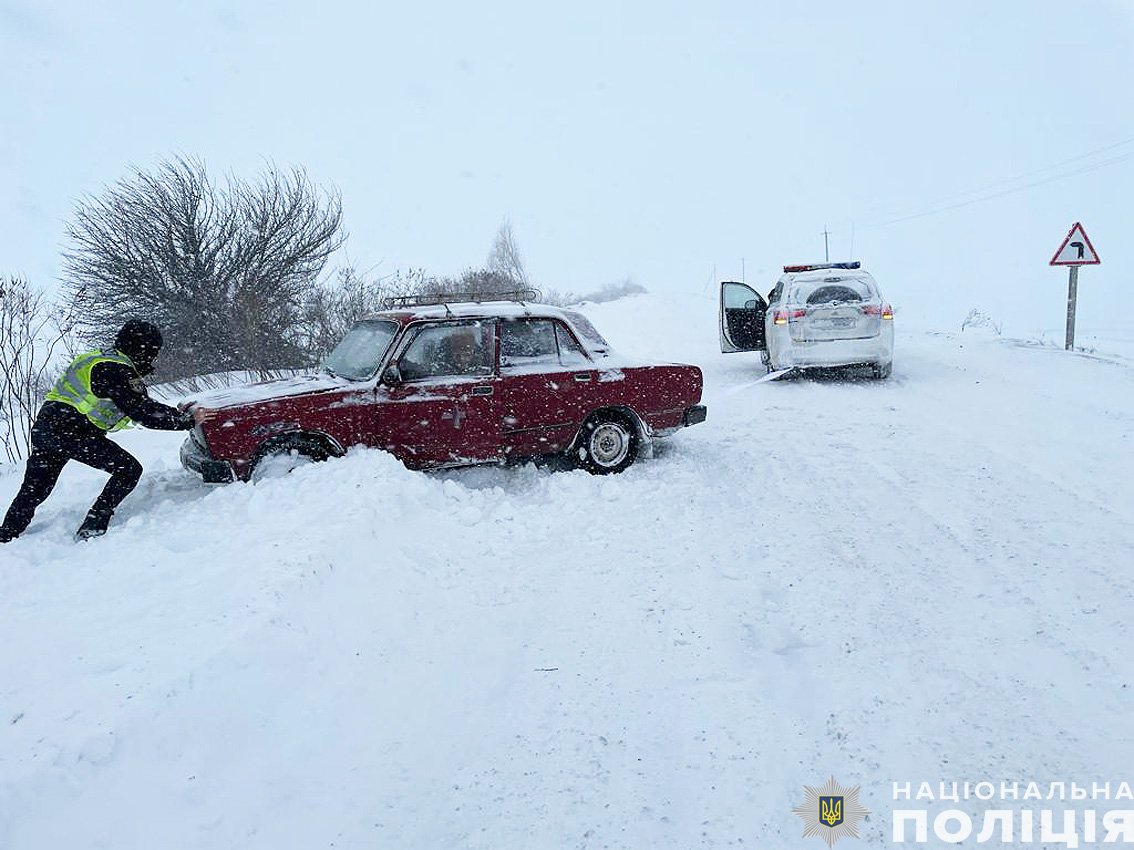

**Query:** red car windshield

left=324, top=320, right=399, bottom=380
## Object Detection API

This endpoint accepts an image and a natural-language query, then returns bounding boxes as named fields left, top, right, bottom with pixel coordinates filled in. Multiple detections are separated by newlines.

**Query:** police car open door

left=719, top=281, right=767, bottom=353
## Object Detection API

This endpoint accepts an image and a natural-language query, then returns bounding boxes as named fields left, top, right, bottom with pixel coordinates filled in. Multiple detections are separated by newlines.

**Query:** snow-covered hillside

left=2, top=293, right=1133, bottom=849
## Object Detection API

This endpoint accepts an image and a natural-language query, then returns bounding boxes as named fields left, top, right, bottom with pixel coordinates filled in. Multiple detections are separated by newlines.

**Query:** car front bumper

left=180, top=434, right=235, bottom=483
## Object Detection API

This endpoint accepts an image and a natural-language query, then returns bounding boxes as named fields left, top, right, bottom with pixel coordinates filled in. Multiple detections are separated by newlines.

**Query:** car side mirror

left=381, top=364, right=402, bottom=385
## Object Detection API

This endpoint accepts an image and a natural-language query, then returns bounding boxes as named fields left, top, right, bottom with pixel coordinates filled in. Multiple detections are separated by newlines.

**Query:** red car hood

left=190, top=373, right=353, bottom=410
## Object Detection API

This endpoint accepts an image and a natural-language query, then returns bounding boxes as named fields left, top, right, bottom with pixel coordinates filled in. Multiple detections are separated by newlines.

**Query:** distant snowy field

left=2, top=293, right=1133, bottom=849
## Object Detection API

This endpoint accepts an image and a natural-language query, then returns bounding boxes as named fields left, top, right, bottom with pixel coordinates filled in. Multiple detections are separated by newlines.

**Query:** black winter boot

left=0, top=526, right=16, bottom=544
left=75, top=513, right=109, bottom=541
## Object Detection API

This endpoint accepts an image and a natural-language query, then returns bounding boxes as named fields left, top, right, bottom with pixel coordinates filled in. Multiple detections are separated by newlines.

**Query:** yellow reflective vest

left=44, top=349, right=137, bottom=432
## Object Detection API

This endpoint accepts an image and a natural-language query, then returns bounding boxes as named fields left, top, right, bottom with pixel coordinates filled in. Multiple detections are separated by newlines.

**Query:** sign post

left=1049, top=222, right=1100, bottom=351
left=1065, top=265, right=1079, bottom=350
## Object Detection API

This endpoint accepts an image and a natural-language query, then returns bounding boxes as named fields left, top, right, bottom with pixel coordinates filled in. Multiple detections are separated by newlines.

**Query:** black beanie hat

left=114, top=319, right=163, bottom=366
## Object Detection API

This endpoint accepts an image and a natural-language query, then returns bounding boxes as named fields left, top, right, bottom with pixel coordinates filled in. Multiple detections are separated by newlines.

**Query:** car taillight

left=863, top=304, right=894, bottom=319
left=773, top=308, right=807, bottom=325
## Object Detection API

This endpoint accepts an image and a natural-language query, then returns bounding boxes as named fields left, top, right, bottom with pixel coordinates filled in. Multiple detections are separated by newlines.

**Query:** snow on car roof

left=363, top=301, right=613, bottom=353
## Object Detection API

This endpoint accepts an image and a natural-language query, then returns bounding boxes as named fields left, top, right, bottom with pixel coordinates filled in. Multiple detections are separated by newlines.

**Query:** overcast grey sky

left=3, top=0, right=1132, bottom=334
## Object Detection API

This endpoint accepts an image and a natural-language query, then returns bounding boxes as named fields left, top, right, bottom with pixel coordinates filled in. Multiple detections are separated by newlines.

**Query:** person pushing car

left=0, top=319, right=215, bottom=543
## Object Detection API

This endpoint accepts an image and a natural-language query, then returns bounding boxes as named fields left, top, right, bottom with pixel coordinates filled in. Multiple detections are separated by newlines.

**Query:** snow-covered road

left=2, top=294, right=1132, bottom=848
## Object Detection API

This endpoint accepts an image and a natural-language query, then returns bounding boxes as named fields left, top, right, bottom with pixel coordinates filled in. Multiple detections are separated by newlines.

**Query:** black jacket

left=34, top=361, right=193, bottom=445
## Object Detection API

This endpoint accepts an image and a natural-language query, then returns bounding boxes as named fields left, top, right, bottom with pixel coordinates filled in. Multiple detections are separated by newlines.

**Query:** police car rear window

left=805, top=284, right=865, bottom=305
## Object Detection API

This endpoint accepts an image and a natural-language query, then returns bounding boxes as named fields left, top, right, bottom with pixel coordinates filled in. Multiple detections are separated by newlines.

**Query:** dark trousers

left=1, top=419, right=143, bottom=538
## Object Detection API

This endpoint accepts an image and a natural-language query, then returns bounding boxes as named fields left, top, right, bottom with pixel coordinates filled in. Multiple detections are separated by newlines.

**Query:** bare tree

left=446, top=267, right=525, bottom=296
left=486, top=220, right=530, bottom=287
left=301, top=266, right=427, bottom=359
left=302, top=224, right=542, bottom=346
left=63, top=157, right=345, bottom=379
left=397, top=223, right=535, bottom=302
left=0, top=277, right=73, bottom=462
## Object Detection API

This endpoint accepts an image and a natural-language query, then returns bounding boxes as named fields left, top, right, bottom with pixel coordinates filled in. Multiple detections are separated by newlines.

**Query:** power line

left=829, top=135, right=1134, bottom=235
left=874, top=150, right=1134, bottom=227
left=896, top=135, right=1134, bottom=211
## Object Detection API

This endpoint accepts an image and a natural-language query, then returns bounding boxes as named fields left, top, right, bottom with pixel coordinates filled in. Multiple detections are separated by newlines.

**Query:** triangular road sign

left=1050, top=222, right=1100, bottom=266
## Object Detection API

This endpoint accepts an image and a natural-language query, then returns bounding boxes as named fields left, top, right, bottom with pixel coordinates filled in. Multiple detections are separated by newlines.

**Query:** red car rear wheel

left=577, top=412, right=638, bottom=475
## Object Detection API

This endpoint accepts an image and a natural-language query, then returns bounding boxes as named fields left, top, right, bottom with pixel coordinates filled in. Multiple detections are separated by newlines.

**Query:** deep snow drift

left=2, top=293, right=1133, bottom=848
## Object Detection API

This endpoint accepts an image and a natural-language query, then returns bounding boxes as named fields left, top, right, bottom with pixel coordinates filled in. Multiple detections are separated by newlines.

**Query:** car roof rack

left=783, top=261, right=861, bottom=273
left=380, top=288, right=542, bottom=310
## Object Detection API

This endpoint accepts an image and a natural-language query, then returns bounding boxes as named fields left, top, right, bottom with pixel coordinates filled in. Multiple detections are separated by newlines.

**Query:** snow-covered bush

left=961, top=308, right=1003, bottom=335
left=0, top=277, right=73, bottom=462
left=543, top=278, right=648, bottom=307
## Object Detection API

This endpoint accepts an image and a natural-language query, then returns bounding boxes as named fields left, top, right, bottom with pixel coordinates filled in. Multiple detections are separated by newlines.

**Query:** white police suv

left=719, top=262, right=894, bottom=379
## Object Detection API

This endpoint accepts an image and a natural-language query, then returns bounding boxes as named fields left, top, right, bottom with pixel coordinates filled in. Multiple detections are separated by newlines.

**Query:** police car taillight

left=773, top=308, right=808, bottom=324
left=862, top=303, right=894, bottom=319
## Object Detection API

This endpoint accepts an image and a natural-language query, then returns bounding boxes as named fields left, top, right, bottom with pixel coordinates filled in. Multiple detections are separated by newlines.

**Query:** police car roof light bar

left=782, top=262, right=861, bottom=273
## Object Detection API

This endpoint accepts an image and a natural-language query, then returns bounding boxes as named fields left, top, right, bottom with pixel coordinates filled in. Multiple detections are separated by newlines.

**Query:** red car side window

left=554, top=323, right=589, bottom=366
left=399, top=322, right=494, bottom=380
left=501, top=319, right=590, bottom=370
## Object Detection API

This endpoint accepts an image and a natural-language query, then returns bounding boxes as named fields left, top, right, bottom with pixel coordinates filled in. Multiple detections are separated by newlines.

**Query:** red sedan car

left=180, top=296, right=706, bottom=481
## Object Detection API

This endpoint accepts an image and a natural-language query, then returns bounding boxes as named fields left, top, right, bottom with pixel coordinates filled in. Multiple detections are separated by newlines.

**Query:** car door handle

left=573, top=373, right=592, bottom=383
left=471, top=385, right=494, bottom=396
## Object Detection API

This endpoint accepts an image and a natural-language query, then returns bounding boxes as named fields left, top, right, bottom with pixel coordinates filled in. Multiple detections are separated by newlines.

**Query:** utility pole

left=822, top=225, right=830, bottom=262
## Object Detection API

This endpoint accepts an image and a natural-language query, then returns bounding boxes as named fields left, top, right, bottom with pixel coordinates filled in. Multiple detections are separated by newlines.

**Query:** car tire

left=250, top=436, right=330, bottom=482
left=576, top=412, right=639, bottom=475
left=871, top=362, right=892, bottom=380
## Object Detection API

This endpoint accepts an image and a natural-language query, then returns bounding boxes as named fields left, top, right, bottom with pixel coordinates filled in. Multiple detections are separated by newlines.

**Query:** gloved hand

left=178, top=400, right=217, bottom=424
